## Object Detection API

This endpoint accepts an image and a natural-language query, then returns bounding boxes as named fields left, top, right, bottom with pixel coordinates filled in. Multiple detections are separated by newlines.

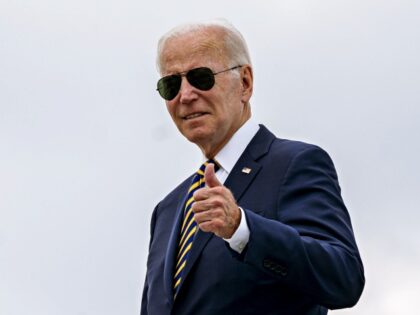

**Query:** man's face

left=159, top=29, right=252, bottom=157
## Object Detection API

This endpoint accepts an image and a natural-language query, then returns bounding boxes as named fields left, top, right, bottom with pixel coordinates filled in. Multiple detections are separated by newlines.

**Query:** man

left=141, top=20, right=364, bottom=315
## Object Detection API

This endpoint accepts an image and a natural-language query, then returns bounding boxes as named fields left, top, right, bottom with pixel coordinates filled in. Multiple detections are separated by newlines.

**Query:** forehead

left=160, top=28, right=229, bottom=74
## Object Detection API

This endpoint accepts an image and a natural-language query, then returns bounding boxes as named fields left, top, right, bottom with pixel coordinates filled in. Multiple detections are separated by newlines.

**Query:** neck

left=200, top=107, right=251, bottom=158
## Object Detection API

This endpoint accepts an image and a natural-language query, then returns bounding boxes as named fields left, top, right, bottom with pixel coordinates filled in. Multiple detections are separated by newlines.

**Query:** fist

left=192, top=163, right=241, bottom=239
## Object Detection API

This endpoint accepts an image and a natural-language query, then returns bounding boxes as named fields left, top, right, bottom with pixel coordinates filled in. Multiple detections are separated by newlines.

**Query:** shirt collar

left=206, top=119, right=259, bottom=174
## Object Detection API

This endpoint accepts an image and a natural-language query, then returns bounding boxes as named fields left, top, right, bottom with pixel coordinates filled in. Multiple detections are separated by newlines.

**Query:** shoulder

left=253, top=124, right=330, bottom=159
left=268, top=138, right=331, bottom=166
left=254, top=125, right=336, bottom=174
left=272, top=138, right=332, bottom=163
left=271, top=137, right=320, bottom=156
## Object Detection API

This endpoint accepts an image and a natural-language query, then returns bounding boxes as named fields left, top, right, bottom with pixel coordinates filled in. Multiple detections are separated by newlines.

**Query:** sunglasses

left=156, top=65, right=242, bottom=101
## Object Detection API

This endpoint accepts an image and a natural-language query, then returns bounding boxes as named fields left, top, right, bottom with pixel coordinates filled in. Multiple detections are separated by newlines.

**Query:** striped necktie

left=173, top=159, right=219, bottom=298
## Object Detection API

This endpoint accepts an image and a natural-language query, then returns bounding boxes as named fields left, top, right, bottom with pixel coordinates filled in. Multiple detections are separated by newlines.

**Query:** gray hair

left=156, top=19, right=252, bottom=74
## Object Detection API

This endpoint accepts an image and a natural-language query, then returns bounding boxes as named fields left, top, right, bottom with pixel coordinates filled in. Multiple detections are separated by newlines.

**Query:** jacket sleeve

left=241, top=145, right=365, bottom=309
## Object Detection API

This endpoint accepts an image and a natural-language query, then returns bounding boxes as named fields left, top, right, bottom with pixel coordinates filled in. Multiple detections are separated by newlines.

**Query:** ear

left=240, top=65, right=253, bottom=104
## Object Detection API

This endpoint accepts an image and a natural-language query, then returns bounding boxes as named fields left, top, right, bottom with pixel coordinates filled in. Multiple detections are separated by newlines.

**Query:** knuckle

left=213, top=186, right=224, bottom=194
left=191, top=202, right=199, bottom=212
left=213, top=219, right=224, bottom=230
left=199, top=222, right=210, bottom=232
left=213, top=208, right=224, bottom=218
left=193, top=191, right=201, bottom=200
left=213, top=198, right=224, bottom=207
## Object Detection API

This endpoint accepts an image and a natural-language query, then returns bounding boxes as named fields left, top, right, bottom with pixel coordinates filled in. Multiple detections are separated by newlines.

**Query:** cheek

left=219, top=100, right=239, bottom=121
left=166, top=103, right=177, bottom=120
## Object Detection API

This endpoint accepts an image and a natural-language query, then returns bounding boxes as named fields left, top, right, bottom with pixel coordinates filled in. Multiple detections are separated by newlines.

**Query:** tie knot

left=197, top=159, right=220, bottom=176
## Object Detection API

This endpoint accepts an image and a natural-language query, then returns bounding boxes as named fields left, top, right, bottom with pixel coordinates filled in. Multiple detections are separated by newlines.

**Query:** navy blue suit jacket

left=141, top=125, right=364, bottom=315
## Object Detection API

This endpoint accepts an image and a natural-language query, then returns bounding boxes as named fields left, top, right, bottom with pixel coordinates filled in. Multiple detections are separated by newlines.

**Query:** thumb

left=204, top=163, right=222, bottom=188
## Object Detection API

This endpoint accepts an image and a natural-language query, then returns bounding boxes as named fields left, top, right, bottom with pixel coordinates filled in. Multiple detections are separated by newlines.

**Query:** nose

left=178, top=77, right=198, bottom=104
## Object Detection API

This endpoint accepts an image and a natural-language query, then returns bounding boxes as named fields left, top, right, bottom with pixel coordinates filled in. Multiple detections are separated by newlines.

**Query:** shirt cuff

left=223, top=207, right=250, bottom=254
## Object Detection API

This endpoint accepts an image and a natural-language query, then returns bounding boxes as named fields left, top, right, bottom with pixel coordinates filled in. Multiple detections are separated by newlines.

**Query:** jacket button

left=263, top=259, right=287, bottom=276
left=263, top=258, right=272, bottom=269
left=274, top=265, right=287, bottom=276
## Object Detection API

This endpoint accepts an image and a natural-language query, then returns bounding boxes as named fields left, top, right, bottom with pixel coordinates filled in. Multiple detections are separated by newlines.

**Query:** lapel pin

left=241, top=167, right=252, bottom=174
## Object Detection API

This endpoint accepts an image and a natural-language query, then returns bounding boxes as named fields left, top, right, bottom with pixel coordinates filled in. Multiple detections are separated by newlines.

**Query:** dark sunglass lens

left=157, top=75, right=181, bottom=100
left=187, top=67, right=215, bottom=91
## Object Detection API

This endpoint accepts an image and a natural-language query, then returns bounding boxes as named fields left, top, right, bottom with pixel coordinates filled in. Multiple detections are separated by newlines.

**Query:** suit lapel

left=226, top=125, right=275, bottom=200
left=173, top=125, right=275, bottom=297
left=163, top=178, right=193, bottom=306
left=224, top=150, right=261, bottom=201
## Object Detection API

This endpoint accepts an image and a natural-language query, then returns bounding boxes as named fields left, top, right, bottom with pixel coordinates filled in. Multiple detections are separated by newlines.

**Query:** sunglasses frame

left=156, top=65, right=242, bottom=101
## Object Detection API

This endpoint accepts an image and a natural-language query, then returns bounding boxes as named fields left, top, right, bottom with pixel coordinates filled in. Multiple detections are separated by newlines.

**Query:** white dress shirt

left=202, top=119, right=259, bottom=254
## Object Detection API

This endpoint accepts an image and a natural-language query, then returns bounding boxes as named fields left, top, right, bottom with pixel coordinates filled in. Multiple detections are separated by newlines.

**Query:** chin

left=185, top=132, right=209, bottom=144
left=183, top=128, right=214, bottom=145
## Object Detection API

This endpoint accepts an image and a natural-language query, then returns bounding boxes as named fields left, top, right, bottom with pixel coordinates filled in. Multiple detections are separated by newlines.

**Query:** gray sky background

left=1, top=0, right=419, bottom=314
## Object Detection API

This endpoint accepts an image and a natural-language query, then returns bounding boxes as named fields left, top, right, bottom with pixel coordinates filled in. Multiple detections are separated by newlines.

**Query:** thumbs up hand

left=203, top=162, right=222, bottom=188
left=192, top=163, right=241, bottom=239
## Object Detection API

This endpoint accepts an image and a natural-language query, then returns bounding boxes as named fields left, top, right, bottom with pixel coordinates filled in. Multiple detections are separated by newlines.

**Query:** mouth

left=182, top=112, right=208, bottom=120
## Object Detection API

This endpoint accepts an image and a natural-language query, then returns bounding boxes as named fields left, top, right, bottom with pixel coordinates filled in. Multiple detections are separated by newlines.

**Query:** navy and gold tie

left=173, top=159, right=219, bottom=298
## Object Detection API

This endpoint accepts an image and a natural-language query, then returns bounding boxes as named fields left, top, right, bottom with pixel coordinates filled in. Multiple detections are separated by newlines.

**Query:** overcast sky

left=1, top=0, right=419, bottom=314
